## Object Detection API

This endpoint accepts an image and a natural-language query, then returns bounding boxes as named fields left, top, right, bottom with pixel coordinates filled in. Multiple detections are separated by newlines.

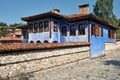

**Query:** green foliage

left=93, top=0, right=118, bottom=26
left=0, top=22, right=9, bottom=37
left=93, top=0, right=113, bottom=20
left=0, top=22, right=8, bottom=26
left=116, top=29, right=120, bottom=39
left=118, top=19, right=120, bottom=26
left=110, top=15, right=119, bottom=26
left=0, top=28, right=9, bottom=37
left=10, top=23, right=24, bottom=27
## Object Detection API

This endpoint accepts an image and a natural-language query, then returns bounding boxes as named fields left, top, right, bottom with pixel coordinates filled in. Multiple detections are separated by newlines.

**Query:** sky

left=0, top=0, right=120, bottom=25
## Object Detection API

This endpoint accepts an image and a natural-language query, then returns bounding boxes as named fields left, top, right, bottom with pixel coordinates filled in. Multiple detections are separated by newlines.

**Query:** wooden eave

left=21, top=12, right=118, bottom=29
left=65, top=14, right=118, bottom=29
left=21, top=12, right=64, bottom=22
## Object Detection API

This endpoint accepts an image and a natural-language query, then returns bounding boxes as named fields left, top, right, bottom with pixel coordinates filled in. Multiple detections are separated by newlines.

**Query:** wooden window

left=112, top=30, right=115, bottom=39
left=78, top=23, right=86, bottom=35
left=70, top=25, right=76, bottom=36
left=108, top=29, right=115, bottom=39
left=92, top=24, right=99, bottom=36
left=95, top=24, right=99, bottom=36
left=92, top=24, right=95, bottom=35
left=39, top=22, right=43, bottom=32
left=53, top=21, right=58, bottom=32
left=61, top=26, right=67, bottom=36
left=101, top=27, right=103, bottom=37
left=44, top=21, right=49, bottom=32
left=34, top=23, right=38, bottom=32
left=29, top=24, right=33, bottom=33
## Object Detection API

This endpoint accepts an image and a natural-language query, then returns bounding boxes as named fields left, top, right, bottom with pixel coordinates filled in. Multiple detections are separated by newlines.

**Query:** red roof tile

left=0, top=36, right=21, bottom=41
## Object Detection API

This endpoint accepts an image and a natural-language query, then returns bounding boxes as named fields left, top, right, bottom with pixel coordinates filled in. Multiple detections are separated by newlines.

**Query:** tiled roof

left=15, top=31, right=22, bottom=36
left=21, top=12, right=118, bottom=29
left=0, top=36, right=21, bottom=41
left=0, top=42, right=90, bottom=52
left=6, top=31, right=22, bottom=36
left=21, top=12, right=64, bottom=21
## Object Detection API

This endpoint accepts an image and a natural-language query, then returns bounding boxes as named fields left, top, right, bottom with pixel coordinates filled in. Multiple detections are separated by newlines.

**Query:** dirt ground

left=14, top=49, right=120, bottom=80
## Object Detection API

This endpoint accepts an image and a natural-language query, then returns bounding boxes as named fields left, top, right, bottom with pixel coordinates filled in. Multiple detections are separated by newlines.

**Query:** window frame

left=53, top=21, right=58, bottom=32
left=70, top=24, right=76, bottom=36
left=29, top=24, right=33, bottom=33
left=61, top=26, right=67, bottom=36
left=78, top=23, right=86, bottom=35
left=39, top=22, right=43, bottom=32
left=92, top=24, right=99, bottom=36
left=108, top=29, right=115, bottom=39
left=34, top=23, right=38, bottom=33
left=44, top=21, right=49, bottom=32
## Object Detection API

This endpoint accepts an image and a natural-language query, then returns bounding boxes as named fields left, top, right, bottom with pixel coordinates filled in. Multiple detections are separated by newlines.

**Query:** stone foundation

left=0, top=45, right=90, bottom=79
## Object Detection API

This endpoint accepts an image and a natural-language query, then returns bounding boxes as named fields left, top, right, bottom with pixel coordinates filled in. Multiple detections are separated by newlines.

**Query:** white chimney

left=53, top=8, right=60, bottom=14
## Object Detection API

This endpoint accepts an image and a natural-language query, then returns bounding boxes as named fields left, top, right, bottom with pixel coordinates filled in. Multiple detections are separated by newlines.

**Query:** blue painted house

left=19, top=4, right=118, bottom=57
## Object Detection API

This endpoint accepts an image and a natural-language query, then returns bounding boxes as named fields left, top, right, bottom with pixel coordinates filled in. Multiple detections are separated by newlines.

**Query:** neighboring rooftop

left=0, top=36, right=21, bottom=41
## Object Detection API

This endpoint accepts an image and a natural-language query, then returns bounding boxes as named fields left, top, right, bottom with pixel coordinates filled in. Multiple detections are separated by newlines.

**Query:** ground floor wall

left=0, top=46, right=90, bottom=79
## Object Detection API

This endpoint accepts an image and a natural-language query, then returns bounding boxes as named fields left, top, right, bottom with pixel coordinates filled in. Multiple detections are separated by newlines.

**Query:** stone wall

left=0, top=44, right=90, bottom=79
left=105, top=41, right=120, bottom=55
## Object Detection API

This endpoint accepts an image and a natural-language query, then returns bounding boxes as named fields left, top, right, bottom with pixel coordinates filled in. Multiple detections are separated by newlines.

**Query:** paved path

left=18, top=49, right=120, bottom=80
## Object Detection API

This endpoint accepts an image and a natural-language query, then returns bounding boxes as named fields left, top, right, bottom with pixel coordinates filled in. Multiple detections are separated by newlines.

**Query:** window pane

left=39, top=22, right=43, bottom=32
left=29, top=24, right=33, bottom=33
left=78, top=24, right=85, bottom=35
left=34, top=23, right=38, bottom=32
left=70, top=25, right=76, bottom=36
left=44, top=21, right=49, bottom=32
left=53, top=21, right=58, bottom=32
left=61, top=26, right=67, bottom=36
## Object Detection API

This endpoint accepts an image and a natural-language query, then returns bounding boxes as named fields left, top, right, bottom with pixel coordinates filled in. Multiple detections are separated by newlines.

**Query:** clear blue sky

left=0, top=0, right=119, bottom=25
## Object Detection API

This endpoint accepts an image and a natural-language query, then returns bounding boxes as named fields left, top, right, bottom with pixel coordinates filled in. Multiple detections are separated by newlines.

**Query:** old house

left=19, top=4, right=118, bottom=57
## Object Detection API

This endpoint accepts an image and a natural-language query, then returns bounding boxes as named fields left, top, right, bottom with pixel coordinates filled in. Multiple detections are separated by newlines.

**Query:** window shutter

left=92, top=25, right=95, bottom=35
left=112, top=30, right=115, bottom=39
left=95, top=24, right=99, bottom=36
left=110, top=30, right=112, bottom=38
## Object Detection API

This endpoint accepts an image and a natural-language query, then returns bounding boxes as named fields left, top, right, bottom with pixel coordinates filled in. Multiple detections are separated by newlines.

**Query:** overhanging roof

left=21, top=12, right=118, bottom=29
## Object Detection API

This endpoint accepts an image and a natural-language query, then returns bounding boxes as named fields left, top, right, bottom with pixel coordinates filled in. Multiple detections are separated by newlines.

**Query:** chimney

left=53, top=8, right=60, bottom=14
left=79, top=4, right=89, bottom=14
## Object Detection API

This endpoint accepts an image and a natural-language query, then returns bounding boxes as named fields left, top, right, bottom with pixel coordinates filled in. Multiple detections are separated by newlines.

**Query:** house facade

left=19, top=4, right=117, bottom=57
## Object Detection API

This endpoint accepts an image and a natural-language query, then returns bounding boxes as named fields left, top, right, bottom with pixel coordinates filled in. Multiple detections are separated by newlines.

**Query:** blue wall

left=24, top=18, right=89, bottom=43
left=60, top=20, right=88, bottom=43
left=90, top=21, right=116, bottom=57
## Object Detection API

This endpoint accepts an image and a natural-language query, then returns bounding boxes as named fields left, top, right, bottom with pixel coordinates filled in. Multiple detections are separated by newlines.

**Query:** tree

left=0, top=28, right=9, bottom=37
left=118, top=19, right=120, bottom=26
left=10, top=23, right=24, bottom=27
left=0, top=22, right=9, bottom=37
left=0, top=22, right=8, bottom=26
left=110, top=14, right=119, bottom=26
left=93, top=0, right=118, bottom=25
